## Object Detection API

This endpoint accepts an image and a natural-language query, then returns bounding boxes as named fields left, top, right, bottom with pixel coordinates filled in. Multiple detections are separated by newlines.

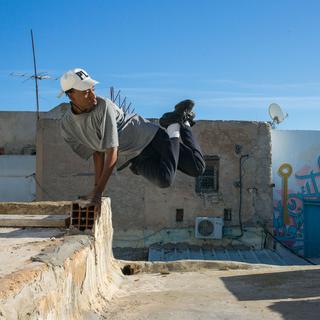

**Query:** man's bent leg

left=130, top=128, right=180, bottom=188
left=177, top=126, right=206, bottom=177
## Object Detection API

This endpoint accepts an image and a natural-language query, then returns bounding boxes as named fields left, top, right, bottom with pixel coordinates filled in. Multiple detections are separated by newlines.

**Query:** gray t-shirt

left=60, top=96, right=159, bottom=168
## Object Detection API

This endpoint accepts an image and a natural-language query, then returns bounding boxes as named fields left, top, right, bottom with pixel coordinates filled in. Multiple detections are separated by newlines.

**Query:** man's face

left=68, top=87, right=97, bottom=112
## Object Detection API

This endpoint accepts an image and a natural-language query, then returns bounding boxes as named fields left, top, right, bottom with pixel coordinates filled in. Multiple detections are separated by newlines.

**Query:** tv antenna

left=268, top=103, right=288, bottom=128
left=31, top=29, right=40, bottom=120
left=9, top=71, right=53, bottom=82
left=10, top=30, right=58, bottom=120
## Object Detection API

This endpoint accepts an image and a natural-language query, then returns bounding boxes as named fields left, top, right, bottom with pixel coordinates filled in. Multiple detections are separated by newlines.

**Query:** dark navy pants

left=130, top=126, right=206, bottom=188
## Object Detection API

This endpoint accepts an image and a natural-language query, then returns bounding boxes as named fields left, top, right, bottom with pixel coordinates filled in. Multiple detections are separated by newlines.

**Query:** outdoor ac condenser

left=195, top=217, right=224, bottom=239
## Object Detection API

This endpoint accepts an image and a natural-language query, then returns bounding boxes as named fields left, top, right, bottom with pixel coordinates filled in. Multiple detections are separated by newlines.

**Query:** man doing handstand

left=59, top=68, right=205, bottom=205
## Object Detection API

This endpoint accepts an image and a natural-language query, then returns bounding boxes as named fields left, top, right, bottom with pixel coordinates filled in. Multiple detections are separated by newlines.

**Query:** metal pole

left=31, top=29, right=39, bottom=120
left=114, top=90, right=121, bottom=104
left=110, top=86, right=114, bottom=101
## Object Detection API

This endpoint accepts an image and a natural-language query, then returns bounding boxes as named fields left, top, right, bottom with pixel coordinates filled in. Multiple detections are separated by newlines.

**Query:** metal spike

left=110, top=86, right=114, bottom=101
left=114, top=90, right=121, bottom=104
left=120, top=97, right=126, bottom=109
left=124, top=101, right=131, bottom=113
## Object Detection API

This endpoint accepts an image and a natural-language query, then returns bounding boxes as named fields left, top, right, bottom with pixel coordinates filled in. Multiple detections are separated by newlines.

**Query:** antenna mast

left=30, top=29, right=40, bottom=120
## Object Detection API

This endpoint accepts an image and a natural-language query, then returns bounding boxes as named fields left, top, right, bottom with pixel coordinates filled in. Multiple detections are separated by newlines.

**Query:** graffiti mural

left=271, top=130, right=320, bottom=256
left=277, top=163, right=292, bottom=225
left=273, top=156, right=320, bottom=252
left=273, top=155, right=320, bottom=253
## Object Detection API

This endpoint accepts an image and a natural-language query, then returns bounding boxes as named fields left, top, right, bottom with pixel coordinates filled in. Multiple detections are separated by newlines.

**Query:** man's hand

left=78, top=189, right=102, bottom=207
left=87, top=190, right=102, bottom=206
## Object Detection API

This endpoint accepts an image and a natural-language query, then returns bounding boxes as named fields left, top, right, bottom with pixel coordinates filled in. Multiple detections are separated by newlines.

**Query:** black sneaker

left=174, top=99, right=195, bottom=115
left=159, top=111, right=185, bottom=128
left=186, top=111, right=196, bottom=127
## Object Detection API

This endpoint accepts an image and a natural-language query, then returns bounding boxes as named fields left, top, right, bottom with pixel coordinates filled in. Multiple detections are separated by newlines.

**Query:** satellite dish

left=268, top=103, right=288, bottom=127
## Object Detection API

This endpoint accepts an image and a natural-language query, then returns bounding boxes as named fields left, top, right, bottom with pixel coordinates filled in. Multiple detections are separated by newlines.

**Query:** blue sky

left=1, top=0, right=320, bottom=130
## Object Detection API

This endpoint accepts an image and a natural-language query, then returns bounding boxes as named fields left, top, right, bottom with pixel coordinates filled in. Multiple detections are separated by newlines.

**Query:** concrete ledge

left=0, top=198, right=123, bottom=319
left=0, top=214, right=69, bottom=227
left=0, top=201, right=72, bottom=215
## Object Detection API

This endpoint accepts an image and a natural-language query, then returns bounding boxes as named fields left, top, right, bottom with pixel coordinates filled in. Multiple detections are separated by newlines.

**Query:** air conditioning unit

left=195, top=217, right=224, bottom=239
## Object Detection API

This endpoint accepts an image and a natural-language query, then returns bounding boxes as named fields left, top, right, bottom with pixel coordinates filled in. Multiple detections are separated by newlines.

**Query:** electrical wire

left=264, top=229, right=316, bottom=265
left=228, top=154, right=249, bottom=239
left=26, top=173, right=54, bottom=199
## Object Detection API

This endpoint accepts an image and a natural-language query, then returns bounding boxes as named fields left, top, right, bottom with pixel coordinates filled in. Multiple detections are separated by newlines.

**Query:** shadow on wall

left=221, top=269, right=320, bottom=301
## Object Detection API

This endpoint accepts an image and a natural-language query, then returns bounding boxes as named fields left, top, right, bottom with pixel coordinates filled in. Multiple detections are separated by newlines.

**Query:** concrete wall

left=0, top=104, right=69, bottom=154
left=36, top=118, right=273, bottom=245
left=271, top=130, right=320, bottom=254
left=0, top=112, right=38, bottom=154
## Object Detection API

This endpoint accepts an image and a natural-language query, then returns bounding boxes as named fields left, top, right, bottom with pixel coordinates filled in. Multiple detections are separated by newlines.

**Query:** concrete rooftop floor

left=1, top=226, right=320, bottom=319
left=0, top=227, right=65, bottom=278
left=105, top=264, right=320, bottom=320
left=1, top=199, right=319, bottom=319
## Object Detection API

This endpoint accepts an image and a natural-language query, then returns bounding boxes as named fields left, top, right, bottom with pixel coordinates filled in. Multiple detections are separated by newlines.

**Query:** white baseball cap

left=57, top=68, right=99, bottom=98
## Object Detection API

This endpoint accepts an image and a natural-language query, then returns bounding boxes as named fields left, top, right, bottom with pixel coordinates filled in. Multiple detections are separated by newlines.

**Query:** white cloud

left=108, top=72, right=185, bottom=79
left=117, top=86, right=320, bottom=110
left=197, top=96, right=320, bottom=110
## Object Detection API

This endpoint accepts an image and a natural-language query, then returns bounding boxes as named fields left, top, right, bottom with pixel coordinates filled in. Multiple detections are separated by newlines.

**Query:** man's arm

left=93, top=147, right=118, bottom=197
left=93, top=151, right=105, bottom=186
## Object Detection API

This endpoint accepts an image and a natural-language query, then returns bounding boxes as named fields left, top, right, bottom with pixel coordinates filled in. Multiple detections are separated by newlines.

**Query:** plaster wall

left=36, top=119, right=273, bottom=241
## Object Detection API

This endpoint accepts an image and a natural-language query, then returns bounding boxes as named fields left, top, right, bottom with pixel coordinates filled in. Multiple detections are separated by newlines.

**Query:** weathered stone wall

left=36, top=119, right=273, bottom=238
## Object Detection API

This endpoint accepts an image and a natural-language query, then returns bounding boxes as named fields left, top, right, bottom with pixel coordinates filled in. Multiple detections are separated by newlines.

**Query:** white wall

left=0, top=155, right=36, bottom=201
